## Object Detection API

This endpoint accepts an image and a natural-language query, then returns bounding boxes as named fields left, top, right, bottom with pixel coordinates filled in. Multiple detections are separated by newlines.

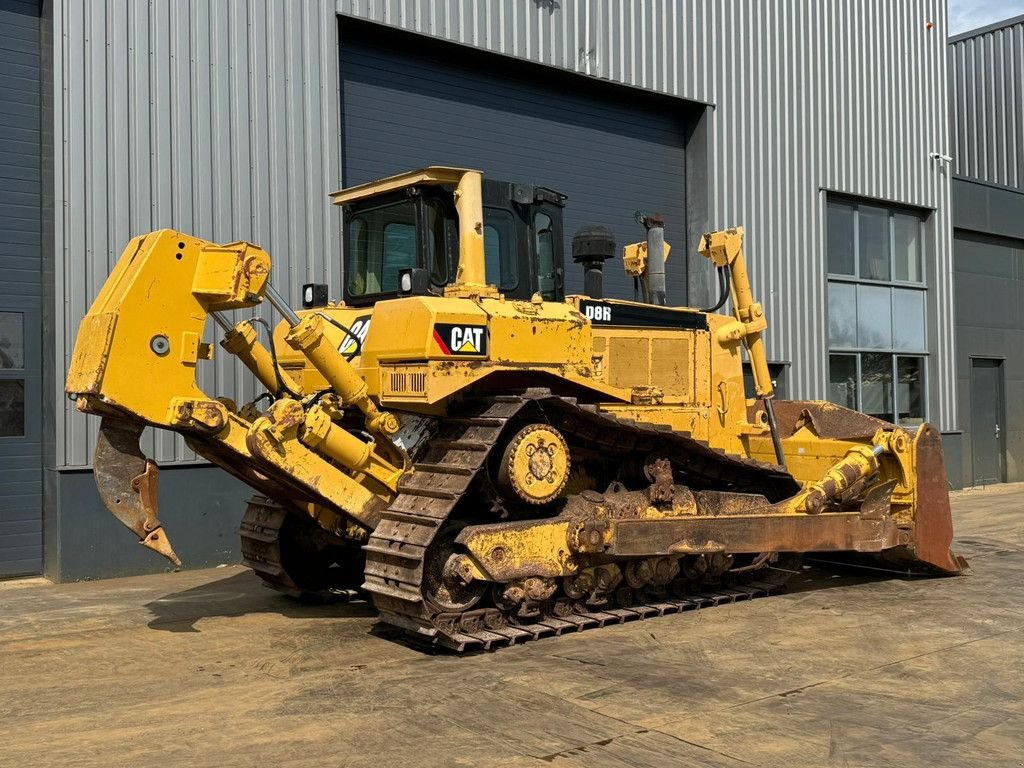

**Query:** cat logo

left=338, top=315, right=371, bottom=357
left=433, top=323, right=488, bottom=356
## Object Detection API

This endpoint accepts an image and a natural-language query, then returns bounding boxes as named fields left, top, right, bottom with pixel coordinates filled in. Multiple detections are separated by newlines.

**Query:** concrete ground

left=2, top=488, right=1023, bottom=768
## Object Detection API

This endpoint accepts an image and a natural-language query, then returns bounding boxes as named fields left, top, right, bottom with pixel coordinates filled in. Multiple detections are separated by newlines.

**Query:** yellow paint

left=64, top=170, right=940, bottom=575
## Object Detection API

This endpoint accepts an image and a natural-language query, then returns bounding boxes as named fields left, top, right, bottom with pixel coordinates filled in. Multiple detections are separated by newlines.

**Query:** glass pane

left=381, top=223, right=417, bottom=292
left=827, top=282, right=857, bottom=347
left=858, top=205, right=891, bottom=281
left=425, top=201, right=448, bottom=285
left=892, top=288, right=926, bottom=351
left=893, top=212, right=922, bottom=282
left=0, top=312, right=24, bottom=369
left=0, top=379, right=25, bottom=437
left=535, top=212, right=556, bottom=299
left=856, top=284, right=893, bottom=349
left=861, top=352, right=894, bottom=421
left=827, top=200, right=856, bottom=275
left=896, top=356, right=925, bottom=426
left=828, top=355, right=858, bottom=409
left=483, top=208, right=518, bottom=290
left=345, top=200, right=418, bottom=296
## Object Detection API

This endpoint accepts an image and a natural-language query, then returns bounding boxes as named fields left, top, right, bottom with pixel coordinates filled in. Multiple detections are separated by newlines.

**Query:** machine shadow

left=144, top=561, right=944, bottom=641
left=144, top=570, right=376, bottom=633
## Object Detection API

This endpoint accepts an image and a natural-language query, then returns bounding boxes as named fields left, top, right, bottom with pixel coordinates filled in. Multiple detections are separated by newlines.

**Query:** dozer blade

left=888, top=424, right=967, bottom=574
left=770, top=403, right=965, bottom=575
left=94, top=417, right=181, bottom=566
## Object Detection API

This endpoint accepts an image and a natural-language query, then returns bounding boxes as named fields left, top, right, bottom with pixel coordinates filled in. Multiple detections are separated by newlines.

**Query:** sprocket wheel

left=497, top=423, right=570, bottom=505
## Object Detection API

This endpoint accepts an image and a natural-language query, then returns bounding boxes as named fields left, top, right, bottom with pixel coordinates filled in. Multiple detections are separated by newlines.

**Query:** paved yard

left=1, top=486, right=1022, bottom=768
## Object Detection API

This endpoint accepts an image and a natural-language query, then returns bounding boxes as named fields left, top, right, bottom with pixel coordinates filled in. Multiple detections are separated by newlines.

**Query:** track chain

left=240, top=495, right=362, bottom=601
left=363, top=392, right=801, bottom=651
left=411, top=583, right=785, bottom=652
left=240, top=496, right=308, bottom=598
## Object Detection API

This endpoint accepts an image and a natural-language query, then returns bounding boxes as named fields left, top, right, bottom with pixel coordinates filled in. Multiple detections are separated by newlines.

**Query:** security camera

left=929, top=152, right=953, bottom=163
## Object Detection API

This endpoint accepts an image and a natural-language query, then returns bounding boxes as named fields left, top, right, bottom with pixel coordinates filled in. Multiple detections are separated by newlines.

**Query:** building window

left=826, top=197, right=927, bottom=426
left=0, top=312, right=25, bottom=437
left=828, top=353, right=925, bottom=424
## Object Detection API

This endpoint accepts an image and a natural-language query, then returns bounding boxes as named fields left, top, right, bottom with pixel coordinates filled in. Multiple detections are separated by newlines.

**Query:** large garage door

left=340, top=21, right=696, bottom=303
left=0, top=0, right=41, bottom=576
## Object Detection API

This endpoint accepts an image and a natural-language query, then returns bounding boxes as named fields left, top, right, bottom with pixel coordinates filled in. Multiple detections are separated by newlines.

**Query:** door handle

left=995, top=423, right=1001, bottom=438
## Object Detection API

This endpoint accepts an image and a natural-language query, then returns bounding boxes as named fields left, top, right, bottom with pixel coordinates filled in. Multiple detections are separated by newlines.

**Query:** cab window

left=346, top=200, right=417, bottom=296
left=535, top=211, right=556, bottom=300
left=483, top=207, right=518, bottom=291
left=425, top=199, right=449, bottom=285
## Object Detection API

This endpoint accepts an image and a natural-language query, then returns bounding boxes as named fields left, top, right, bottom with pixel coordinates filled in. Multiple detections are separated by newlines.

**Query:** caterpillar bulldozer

left=66, top=167, right=964, bottom=650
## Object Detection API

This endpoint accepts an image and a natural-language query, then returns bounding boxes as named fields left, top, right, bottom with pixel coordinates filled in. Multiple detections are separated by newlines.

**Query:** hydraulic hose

left=250, top=317, right=302, bottom=399
left=317, top=313, right=364, bottom=361
left=701, top=267, right=731, bottom=313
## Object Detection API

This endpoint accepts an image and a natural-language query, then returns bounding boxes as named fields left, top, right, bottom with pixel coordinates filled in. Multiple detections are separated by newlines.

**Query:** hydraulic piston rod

left=212, top=311, right=302, bottom=397
left=263, top=284, right=400, bottom=436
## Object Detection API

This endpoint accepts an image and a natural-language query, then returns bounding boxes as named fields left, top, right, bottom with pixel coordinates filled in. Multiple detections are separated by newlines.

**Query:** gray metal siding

left=340, top=22, right=691, bottom=303
left=52, top=0, right=342, bottom=467
left=953, top=229, right=1024, bottom=484
left=0, top=0, right=41, bottom=575
left=339, top=0, right=958, bottom=430
left=53, top=0, right=958, bottom=469
left=949, top=15, right=1024, bottom=189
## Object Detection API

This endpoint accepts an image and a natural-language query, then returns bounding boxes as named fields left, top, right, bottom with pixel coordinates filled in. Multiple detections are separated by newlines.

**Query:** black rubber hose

left=701, top=267, right=731, bottom=313
left=303, top=389, right=332, bottom=408
left=250, top=317, right=302, bottom=399
left=316, top=313, right=364, bottom=361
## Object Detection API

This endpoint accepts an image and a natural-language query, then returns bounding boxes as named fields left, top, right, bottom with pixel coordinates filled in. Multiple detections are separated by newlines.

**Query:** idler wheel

left=498, top=424, right=570, bottom=505
left=423, top=527, right=487, bottom=613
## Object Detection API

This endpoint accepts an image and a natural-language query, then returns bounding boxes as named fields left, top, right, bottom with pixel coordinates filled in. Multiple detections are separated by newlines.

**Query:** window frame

left=826, top=196, right=927, bottom=289
left=532, top=206, right=563, bottom=300
left=344, top=195, right=420, bottom=300
left=342, top=188, right=456, bottom=306
left=827, top=352, right=928, bottom=426
left=825, top=195, right=931, bottom=426
left=826, top=283, right=929, bottom=356
left=482, top=206, right=520, bottom=292
left=0, top=310, right=27, bottom=438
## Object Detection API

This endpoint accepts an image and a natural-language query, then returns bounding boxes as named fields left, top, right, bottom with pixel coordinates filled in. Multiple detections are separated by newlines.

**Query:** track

left=240, top=496, right=363, bottom=601
left=363, top=391, right=800, bottom=651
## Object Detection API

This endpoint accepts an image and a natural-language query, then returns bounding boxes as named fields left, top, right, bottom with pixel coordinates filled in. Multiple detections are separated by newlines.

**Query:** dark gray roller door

left=340, top=21, right=697, bottom=303
left=0, top=0, right=41, bottom=576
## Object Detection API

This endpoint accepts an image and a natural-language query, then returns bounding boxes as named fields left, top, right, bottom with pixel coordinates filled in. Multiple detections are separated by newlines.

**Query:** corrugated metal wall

left=340, top=0, right=957, bottom=427
left=948, top=15, right=1024, bottom=190
left=52, top=0, right=342, bottom=466
left=53, top=0, right=957, bottom=467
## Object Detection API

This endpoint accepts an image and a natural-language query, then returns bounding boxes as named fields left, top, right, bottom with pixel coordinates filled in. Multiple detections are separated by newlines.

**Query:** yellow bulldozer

left=66, top=167, right=964, bottom=650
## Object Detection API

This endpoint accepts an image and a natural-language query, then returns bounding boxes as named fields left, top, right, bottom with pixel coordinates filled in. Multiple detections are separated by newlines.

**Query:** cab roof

left=329, top=166, right=481, bottom=206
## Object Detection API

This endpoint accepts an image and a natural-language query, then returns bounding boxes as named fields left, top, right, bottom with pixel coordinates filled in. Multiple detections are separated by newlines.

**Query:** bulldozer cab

left=336, top=170, right=566, bottom=306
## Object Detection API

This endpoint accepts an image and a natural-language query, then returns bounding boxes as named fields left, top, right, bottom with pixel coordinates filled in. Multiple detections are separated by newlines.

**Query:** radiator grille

left=385, top=369, right=428, bottom=398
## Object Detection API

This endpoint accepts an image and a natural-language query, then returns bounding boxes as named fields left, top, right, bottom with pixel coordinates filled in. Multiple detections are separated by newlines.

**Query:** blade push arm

left=699, top=227, right=786, bottom=466
left=698, top=227, right=772, bottom=398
